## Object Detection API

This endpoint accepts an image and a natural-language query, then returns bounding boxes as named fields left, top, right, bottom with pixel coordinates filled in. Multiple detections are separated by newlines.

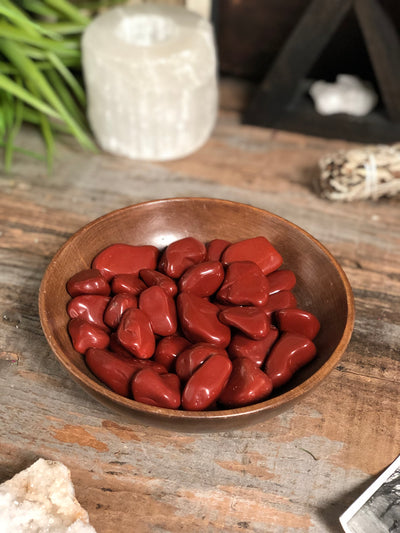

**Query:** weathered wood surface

left=1, top=99, right=400, bottom=532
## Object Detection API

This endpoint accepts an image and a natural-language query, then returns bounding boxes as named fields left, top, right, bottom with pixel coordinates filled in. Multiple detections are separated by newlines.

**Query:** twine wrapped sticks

left=318, top=144, right=400, bottom=201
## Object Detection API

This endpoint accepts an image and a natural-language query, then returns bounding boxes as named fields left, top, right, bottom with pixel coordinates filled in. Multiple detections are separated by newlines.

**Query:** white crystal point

left=82, top=4, right=218, bottom=161
left=309, top=74, right=378, bottom=117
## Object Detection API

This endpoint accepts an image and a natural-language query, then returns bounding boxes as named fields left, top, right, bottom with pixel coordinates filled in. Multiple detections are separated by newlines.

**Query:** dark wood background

left=215, top=0, right=400, bottom=85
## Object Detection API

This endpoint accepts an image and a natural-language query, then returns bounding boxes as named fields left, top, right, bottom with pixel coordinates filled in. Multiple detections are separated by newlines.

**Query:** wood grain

left=1, top=89, right=399, bottom=531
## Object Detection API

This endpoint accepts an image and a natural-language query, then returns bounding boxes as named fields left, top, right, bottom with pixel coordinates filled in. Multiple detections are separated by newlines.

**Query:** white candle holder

left=82, top=4, right=218, bottom=161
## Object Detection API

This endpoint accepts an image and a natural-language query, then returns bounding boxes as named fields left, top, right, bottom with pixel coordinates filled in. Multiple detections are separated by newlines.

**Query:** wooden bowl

left=39, top=198, right=354, bottom=432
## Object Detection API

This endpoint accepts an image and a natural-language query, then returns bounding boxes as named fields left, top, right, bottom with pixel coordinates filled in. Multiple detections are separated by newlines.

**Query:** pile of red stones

left=66, top=236, right=320, bottom=411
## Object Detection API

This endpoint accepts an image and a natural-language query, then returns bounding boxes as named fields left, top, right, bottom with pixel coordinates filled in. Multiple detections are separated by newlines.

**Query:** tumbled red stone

left=158, top=237, right=206, bottom=279
left=67, top=294, right=110, bottom=330
left=66, top=268, right=110, bottom=297
left=216, top=261, right=270, bottom=306
left=178, top=261, right=224, bottom=297
left=264, top=332, right=316, bottom=388
left=221, top=236, right=283, bottom=275
left=132, top=368, right=181, bottom=409
left=117, top=308, right=155, bottom=359
left=219, top=306, right=270, bottom=340
left=68, top=317, right=109, bottom=354
left=139, top=285, right=177, bottom=337
left=219, top=357, right=273, bottom=407
left=92, top=243, right=158, bottom=281
left=177, top=292, right=231, bottom=348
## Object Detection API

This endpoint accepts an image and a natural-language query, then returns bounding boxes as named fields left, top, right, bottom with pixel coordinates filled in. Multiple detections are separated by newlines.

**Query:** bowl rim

left=39, top=197, right=355, bottom=421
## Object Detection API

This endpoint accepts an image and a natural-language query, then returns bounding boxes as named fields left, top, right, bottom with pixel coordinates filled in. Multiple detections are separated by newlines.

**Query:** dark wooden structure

left=215, top=0, right=400, bottom=143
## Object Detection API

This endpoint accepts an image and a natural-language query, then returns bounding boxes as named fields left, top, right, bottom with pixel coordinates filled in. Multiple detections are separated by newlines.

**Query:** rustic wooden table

left=1, top=93, right=399, bottom=532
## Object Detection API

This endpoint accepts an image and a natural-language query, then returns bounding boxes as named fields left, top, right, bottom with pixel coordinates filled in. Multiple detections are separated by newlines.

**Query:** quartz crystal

left=309, top=74, right=378, bottom=117
left=82, top=4, right=218, bottom=160
left=0, top=458, right=96, bottom=532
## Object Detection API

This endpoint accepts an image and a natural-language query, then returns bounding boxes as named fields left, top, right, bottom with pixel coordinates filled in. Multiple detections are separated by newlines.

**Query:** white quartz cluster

left=0, top=458, right=96, bottom=532
left=309, top=74, right=378, bottom=117
left=82, top=4, right=218, bottom=161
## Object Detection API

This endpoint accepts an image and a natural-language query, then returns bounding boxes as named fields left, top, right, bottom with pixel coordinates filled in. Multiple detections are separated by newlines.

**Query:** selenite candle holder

left=82, top=4, right=218, bottom=161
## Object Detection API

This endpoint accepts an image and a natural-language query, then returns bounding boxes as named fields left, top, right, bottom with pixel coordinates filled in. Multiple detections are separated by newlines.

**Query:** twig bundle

left=318, top=143, right=400, bottom=201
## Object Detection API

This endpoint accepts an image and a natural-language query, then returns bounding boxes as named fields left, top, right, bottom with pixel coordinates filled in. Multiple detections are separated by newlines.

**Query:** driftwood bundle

left=318, top=144, right=400, bottom=201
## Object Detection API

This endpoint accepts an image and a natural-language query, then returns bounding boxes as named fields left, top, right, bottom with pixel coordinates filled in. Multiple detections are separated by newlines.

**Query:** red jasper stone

left=117, top=308, right=155, bottom=359
left=158, top=237, right=206, bottom=279
left=177, top=292, right=231, bottom=348
left=267, top=269, right=296, bottom=295
left=216, top=261, right=270, bottom=306
left=85, top=347, right=167, bottom=397
left=221, top=236, right=283, bottom=275
left=213, top=302, right=235, bottom=312
left=206, top=239, right=231, bottom=261
left=260, top=290, right=297, bottom=317
left=219, top=357, right=273, bottom=407
left=276, top=308, right=320, bottom=340
left=139, top=268, right=177, bottom=297
left=219, top=306, right=270, bottom=340
left=104, top=293, right=137, bottom=329
left=109, top=332, right=138, bottom=357
left=154, top=335, right=191, bottom=372
left=111, top=274, right=146, bottom=296
left=228, top=327, right=279, bottom=367
left=264, top=332, right=317, bottom=388
left=178, top=261, right=224, bottom=297
left=67, top=294, right=110, bottom=330
left=175, top=342, right=228, bottom=382
left=108, top=334, right=169, bottom=379
left=66, top=268, right=110, bottom=297
left=139, top=285, right=177, bottom=337
left=132, top=368, right=181, bottom=409
left=182, top=354, right=232, bottom=411
left=68, top=317, right=109, bottom=354
left=92, top=243, right=158, bottom=281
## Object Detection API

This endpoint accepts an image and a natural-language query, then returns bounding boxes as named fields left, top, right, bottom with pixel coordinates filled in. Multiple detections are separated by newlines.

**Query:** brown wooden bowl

left=39, top=198, right=354, bottom=432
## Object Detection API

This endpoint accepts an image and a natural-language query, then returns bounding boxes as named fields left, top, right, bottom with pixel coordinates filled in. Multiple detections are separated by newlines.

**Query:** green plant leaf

left=47, top=51, right=86, bottom=106
left=39, top=22, right=87, bottom=35
left=0, top=141, right=46, bottom=161
left=0, top=39, right=95, bottom=151
left=0, top=91, right=8, bottom=140
left=46, top=68, right=87, bottom=129
left=3, top=90, right=15, bottom=133
left=0, top=57, right=81, bottom=74
left=4, top=91, right=24, bottom=171
left=12, top=43, right=81, bottom=61
left=0, top=72, right=60, bottom=118
left=44, top=0, right=90, bottom=25
left=20, top=0, right=60, bottom=19
left=0, top=0, right=60, bottom=40
left=0, top=0, right=101, bottom=172
left=0, top=22, right=79, bottom=54
left=22, top=107, right=70, bottom=133
left=26, top=78, right=55, bottom=172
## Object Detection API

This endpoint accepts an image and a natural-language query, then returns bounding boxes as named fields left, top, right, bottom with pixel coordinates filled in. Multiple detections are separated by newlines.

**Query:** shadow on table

left=317, top=474, right=380, bottom=532
left=0, top=455, right=41, bottom=485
